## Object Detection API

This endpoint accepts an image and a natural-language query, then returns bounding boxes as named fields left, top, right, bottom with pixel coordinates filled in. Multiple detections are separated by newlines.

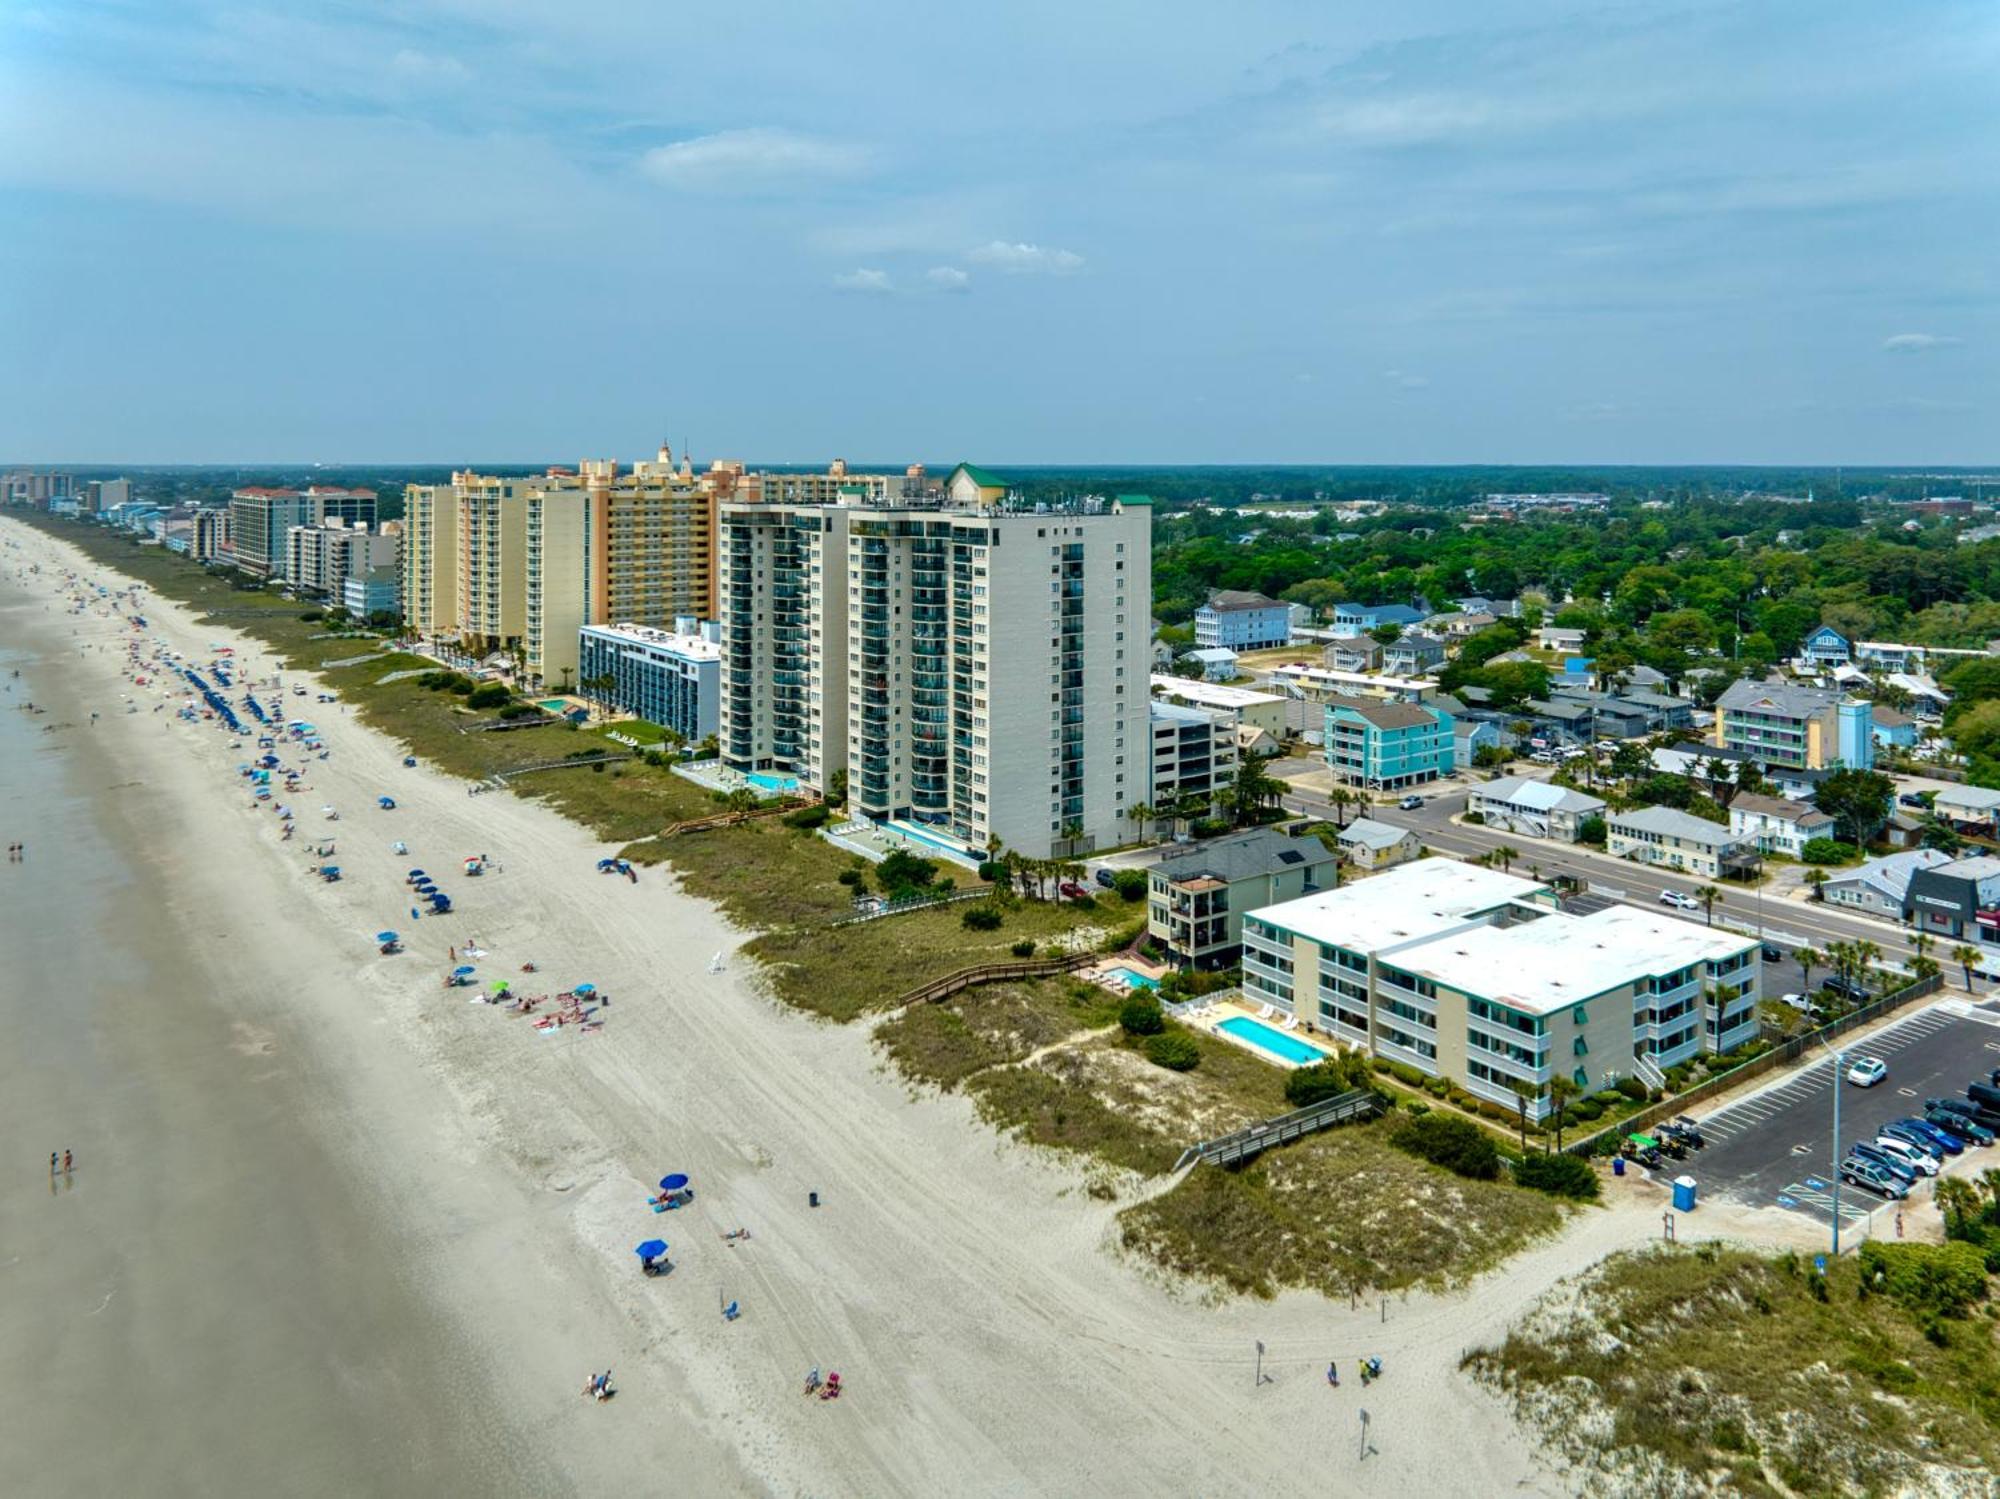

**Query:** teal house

left=1324, top=697, right=1455, bottom=790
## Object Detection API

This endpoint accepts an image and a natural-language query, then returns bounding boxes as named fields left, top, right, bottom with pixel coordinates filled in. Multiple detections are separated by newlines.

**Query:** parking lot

left=1673, top=999, right=2000, bottom=1232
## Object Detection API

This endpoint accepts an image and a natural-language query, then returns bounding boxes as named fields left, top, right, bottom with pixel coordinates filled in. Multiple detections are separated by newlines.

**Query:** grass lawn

left=873, top=977, right=1123, bottom=1090
left=1117, top=1117, right=1568, bottom=1298
left=1466, top=1243, right=2000, bottom=1498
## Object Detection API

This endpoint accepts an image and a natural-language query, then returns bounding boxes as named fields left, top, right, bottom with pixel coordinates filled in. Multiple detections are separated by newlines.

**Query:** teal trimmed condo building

left=1323, top=696, right=1455, bottom=790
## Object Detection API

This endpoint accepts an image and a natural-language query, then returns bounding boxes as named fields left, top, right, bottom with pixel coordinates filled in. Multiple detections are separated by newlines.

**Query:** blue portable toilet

left=1671, top=1175, right=1698, bottom=1212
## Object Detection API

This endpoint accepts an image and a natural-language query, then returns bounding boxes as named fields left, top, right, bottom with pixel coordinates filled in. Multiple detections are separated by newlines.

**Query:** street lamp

left=1818, top=1034, right=1846, bottom=1257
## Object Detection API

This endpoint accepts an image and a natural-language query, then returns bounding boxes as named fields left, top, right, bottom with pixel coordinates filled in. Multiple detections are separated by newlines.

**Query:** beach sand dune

left=0, top=518, right=1666, bottom=1497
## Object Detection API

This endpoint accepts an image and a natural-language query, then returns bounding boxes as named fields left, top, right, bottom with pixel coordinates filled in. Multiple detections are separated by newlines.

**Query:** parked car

left=1840, top=1155, right=1910, bottom=1200
left=1657, top=1117, right=1705, bottom=1150
left=1969, top=1079, right=2000, bottom=1113
left=1658, top=889, right=1701, bottom=911
left=1822, top=976, right=1871, bottom=1002
left=1398, top=794, right=1424, bottom=810
left=1924, top=1106, right=1995, bottom=1146
left=1093, top=867, right=1116, bottom=890
left=1848, top=1140, right=1918, bottom=1184
left=1870, top=1136, right=1941, bottom=1177
left=1880, top=1127, right=1960, bottom=1159
left=1898, top=792, right=1932, bottom=808
left=1778, top=992, right=1813, bottom=1013
left=1845, top=1056, right=1888, bottom=1087
left=1927, top=1096, right=2000, bottom=1134
left=1761, top=944, right=1785, bottom=963
left=1058, top=881, right=1088, bottom=900
left=1892, top=1117, right=1966, bottom=1155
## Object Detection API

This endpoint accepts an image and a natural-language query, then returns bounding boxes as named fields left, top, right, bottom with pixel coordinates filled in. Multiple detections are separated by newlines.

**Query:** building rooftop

left=1717, top=678, right=1843, bottom=717
left=580, top=621, right=722, bottom=659
left=1186, top=647, right=1239, bottom=663
left=1824, top=848, right=1952, bottom=900
left=1338, top=817, right=1414, bottom=851
left=1394, top=905, right=1756, bottom=1016
left=1150, top=675, right=1285, bottom=710
left=1730, top=793, right=1831, bottom=824
left=1872, top=705, right=1916, bottom=728
left=1204, top=589, right=1284, bottom=613
left=1936, top=786, right=2000, bottom=811
left=1474, top=776, right=1606, bottom=815
left=1934, top=856, right=2000, bottom=882
left=1151, top=827, right=1332, bottom=885
left=1247, top=857, right=1548, bottom=957
left=1610, top=804, right=1744, bottom=847
left=1326, top=696, right=1441, bottom=730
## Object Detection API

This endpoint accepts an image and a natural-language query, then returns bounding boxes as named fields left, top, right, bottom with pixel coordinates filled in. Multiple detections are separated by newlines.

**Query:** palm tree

left=1124, top=802, right=1154, bottom=843
left=1546, top=1075, right=1581, bottom=1152
left=725, top=787, right=758, bottom=817
left=1853, top=939, right=1882, bottom=995
left=1805, top=868, right=1828, bottom=904
left=1508, top=1079, right=1537, bottom=1150
left=1952, top=944, right=1981, bottom=993
left=1911, top=931, right=1934, bottom=964
left=1062, top=820, right=1086, bottom=858
left=1493, top=844, right=1520, bottom=874
left=1936, top=1177, right=1981, bottom=1238
left=1794, top=945, right=1822, bottom=995
left=1911, top=955, right=1941, bottom=983
left=1696, top=884, right=1721, bottom=927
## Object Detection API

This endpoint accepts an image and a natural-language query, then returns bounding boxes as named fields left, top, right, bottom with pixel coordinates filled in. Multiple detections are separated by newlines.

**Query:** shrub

left=978, top=860, right=1007, bottom=884
left=1858, top=1241, right=1989, bottom=1320
left=879, top=848, right=941, bottom=900
left=783, top=803, right=832, bottom=830
left=1613, top=1076, right=1649, bottom=1102
left=1462, top=811, right=1485, bottom=825
left=1801, top=837, right=1859, bottom=865
left=297, top=610, right=323, bottom=622
left=1570, top=1097, right=1604, bottom=1122
left=1144, top=1031, right=1201, bottom=1071
left=1112, top=869, right=1149, bottom=902
left=1591, top=1089, right=1624, bottom=1107
left=1389, top=1113, right=1501, bottom=1180
left=836, top=867, right=866, bottom=889
left=1513, top=1153, right=1600, bottom=1200
left=1576, top=814, right=1607, bottom=847
left=1119, top=996, right=1166, bottom=1035
left=1424, top=1075, right=1451, bottom=1099
left=1283, top=1054, right=1373, bottom=1108
left=643, top=749, right=669, bottom=768
left=961, top=905, right=1003, bottom=931
left=498, top=702, right=541, bottom=720
left=1010, top=939, right=1036, bottom=958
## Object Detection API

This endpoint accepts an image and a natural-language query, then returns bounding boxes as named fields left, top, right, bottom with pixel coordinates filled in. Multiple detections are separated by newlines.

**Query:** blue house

left=1871, top=704, right=1918, bottom=750
left=1332, top=601, right=1428, bottom=635
left=1324, top=697, right=1455, bottom=790
left=1195, top=590, right=1292, bottom=651
left=1799, top=625, right=1851, bottom=669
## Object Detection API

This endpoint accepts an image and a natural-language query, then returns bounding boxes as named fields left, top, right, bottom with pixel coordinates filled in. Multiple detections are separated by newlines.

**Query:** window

left=1573, top=1036, right=1588, bottom=1057
left=1573, top=1005, right=1589, bottom=1026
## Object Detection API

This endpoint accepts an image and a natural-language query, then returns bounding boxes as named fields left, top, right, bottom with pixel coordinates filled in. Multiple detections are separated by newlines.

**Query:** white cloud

left=1384, top=369, right=1429, bottom=390
left=389, top=49, right=470, bottom=84
left=966, top=240, right=1084, bottom=274
left=833, top=268, right=893, bottom=294
left=1882, top=332, right=1963, bottom=353
left=640, top=129, right=868, bottom=192
left=925, top=266, right=970, bottom=293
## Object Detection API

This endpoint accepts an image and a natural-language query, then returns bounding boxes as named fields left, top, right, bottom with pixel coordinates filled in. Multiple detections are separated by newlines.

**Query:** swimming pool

left=746, top=772, right=799, bottom=793
left=538, top=699, right=569, bottom=712
left=1109, top=966, right=1158, bottom=990
left=1216, top=1014, right=1329, bottom=1066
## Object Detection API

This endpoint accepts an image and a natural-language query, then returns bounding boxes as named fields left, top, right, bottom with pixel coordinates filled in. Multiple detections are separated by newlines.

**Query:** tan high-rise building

left=719, top=478, right=1153, bottom=861
left=400, top=482, right=459, bottom=639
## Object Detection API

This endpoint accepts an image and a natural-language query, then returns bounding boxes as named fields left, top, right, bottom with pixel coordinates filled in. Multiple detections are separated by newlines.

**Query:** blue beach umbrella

left=573, top=983, right=596, bottom=996
left=376, top=931, right=398, bottom=943
left=658, top=1173, right=689, bottom=1193
left=636, top=1239, right=668, bottom=1260
left=453, top=965, right=475, bottom=976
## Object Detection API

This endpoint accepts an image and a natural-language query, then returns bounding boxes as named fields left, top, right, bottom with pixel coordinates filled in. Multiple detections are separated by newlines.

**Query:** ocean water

left=0, top=610, right=538, bottom=1495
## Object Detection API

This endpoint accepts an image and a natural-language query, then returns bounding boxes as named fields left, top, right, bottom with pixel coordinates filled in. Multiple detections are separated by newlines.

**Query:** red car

left=1059, top=882, right=1088, bottom=899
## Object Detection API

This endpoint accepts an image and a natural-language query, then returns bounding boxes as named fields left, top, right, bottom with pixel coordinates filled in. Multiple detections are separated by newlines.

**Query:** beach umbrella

left=635, top=1239, right=668, bottom=1260
left=573, top=983, right=596, bottom=996
left=453, top=965, right=475, bottom=976
left=490, top=980, right=510, bottom=993
left=658, top=1174, right=689, bottom=1193
left=407, top=868, right=426, bottom=878
left=376, top=931, right=398, bottom=943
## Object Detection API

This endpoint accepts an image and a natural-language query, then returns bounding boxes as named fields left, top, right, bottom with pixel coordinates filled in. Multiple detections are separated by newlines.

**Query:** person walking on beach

left=63, top=1149, right=72, bottom=1175
left=1327, top=1360, right=1339, bottom=1387
left=50, top=1151, right=58, bottom=1176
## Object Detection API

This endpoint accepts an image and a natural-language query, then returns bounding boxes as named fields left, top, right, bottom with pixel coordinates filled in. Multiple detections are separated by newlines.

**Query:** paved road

left=1668, top=998, right=2000, bottom=1231
left=1282, top=781, right=1948, bottom=969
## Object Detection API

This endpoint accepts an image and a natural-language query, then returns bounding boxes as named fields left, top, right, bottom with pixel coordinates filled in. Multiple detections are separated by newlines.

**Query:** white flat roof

left=580, top=622, right=721, bottom=659
left=1269, top=664, right=1440, bottom=692
left=1149, top=675, right=1284, bottom=709
left=1395, top=905, right=1756, bottom=1016
left=1247, top=857, right=1546, bottom=957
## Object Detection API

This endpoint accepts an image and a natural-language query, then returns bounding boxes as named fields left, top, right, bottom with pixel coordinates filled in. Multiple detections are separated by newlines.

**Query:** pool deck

left=1080, top=957, right=1168, bottom=992
left=1185, top=997, right=1337, bottom=1069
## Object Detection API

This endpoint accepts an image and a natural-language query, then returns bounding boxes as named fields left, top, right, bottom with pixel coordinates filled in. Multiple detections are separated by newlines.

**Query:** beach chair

left=1258, top=1003, right=1275, bottom=1021
left=1281, top=1014, right=1299, bottom=1032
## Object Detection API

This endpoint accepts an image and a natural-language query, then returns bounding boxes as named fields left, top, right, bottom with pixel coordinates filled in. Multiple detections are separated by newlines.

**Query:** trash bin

left=1672, top=1175, right=1698, bottom=1212
left=1612, top=1156, right=1626, bottom=1178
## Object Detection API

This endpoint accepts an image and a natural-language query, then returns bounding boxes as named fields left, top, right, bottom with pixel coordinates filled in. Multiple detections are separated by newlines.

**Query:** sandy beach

left=0, top=515, right=1818, bottom=1497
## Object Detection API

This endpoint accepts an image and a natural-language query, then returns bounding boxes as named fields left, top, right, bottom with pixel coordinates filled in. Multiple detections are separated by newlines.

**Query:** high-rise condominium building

left=719, top=480, right=1152, bottom=861
left=284, top=517, right=400, bottom=604
left=400, top=481, right=459, bottom=639
left=228, top=486, right=376, bottom=580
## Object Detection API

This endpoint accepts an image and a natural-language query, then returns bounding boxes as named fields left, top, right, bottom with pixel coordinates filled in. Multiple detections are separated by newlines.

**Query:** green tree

left=1696, top=884, right=1721, bottom=926
left=1546, top=1074, right=1582, bottom=1151
left=1813, top=768, right=1895, bottom=846
left=1951, top=944, right=1981, bottom=993
left=1794, top=945, right=1822, bottom=994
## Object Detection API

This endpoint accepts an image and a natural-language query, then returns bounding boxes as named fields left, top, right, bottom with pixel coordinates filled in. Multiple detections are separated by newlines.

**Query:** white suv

left=1871, top=1135, right=1940, bottom=1177
left=1658, top=889, right=1700, bottom=911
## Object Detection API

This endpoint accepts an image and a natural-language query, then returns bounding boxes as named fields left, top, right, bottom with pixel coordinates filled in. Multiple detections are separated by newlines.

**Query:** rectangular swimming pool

left=1216, top=1014, right=1329, bottom=1066
left=1109, top=966, right=1158, bottom=990
left=746, top=771, right=799, bottom=793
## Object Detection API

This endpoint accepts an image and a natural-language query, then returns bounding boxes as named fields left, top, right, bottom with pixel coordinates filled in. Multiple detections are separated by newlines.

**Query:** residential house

left=1933, top=786, right=2000, bottom=835
left=1871, top=705, right=1919, bottom=749
left=1905, top=856, right=2000, bottom=943
left=1433, top=610, right=1498, bottom=640
left=1537, top=626, right=1587, bottom=652
left=1382, top=633, right=1447, bottom=676
left=1888, top=672, right=1951, bottom=719
left=1608, top=806, right=1756, bottom=879
left=1240, top=859, right=1758, bottom=1115
left=1286, top=601, right=1315, bottom=633
left=1323, top=697, right=1455, bottom=790
left=1183, top=647, right=1240, bottom=683
left=1455, top=596, right=1521, bottom=618
left=1727, top=793, right=1837, bottom=858
left=1523, top=697, right=1595, bottom=744
left=1820, top=848, right=1952, bottom=920
left=1798, top=625, right=1852, bottom=669
left=1324, top=638, right=1382, bottom=674
left=1332, top=601, right=1427, bottom=636
left=1453, top=718, right=1501, bottom=769
left=1145, top=827, right=1336, bottom=969
left=1338, top=818, right=1422, bottom=870
left=1467, top=777, right=1607, bottom=842
left=1195, top=590, right=1293, bottom=651
left=1712, top=679, right=1874, bottom=770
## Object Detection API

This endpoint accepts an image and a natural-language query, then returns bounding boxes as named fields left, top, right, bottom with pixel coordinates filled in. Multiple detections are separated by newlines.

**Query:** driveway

left=1677, top=999, right=2000, bottom=1231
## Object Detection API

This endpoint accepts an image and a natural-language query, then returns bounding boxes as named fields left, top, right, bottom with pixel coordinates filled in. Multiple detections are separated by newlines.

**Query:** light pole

left=1821, top=1035, right=1845, bottom=1256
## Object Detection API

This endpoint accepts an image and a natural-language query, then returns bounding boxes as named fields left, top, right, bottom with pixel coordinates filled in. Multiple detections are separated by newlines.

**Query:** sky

left=0, top=0, right=1994, bottom=466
